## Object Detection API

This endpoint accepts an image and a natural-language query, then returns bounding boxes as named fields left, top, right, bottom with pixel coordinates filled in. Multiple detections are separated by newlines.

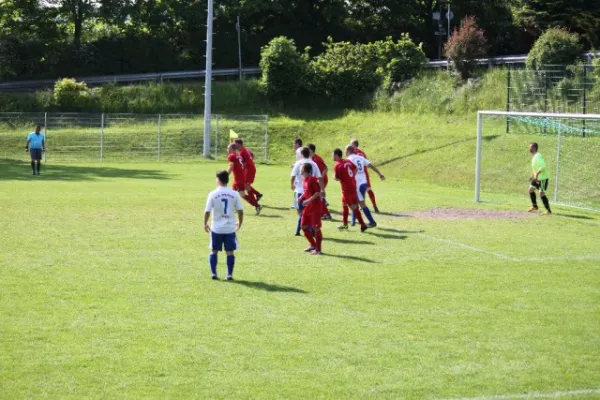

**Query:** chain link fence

left=0, top=113, right=269, bottom=162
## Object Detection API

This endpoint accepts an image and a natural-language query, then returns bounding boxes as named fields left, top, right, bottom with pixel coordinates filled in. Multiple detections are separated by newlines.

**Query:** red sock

left=244, top=193, right=259, bottom=207
left=315, top=230, right=323, bottom=252
left=353, top=208, right=366, bottom=227
left=342, top=205, right=349, bottom=225
left=322, top=200, right=331, bottom=217
left=303, top=228, right=316, bottom=247
left=250, top=187, right=261, bottom=197
left=368, top=190, right=377, bottom=207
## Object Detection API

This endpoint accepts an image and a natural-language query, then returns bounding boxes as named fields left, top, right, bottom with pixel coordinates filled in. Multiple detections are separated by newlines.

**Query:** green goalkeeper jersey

left=532, top=152, right=549, bottom=181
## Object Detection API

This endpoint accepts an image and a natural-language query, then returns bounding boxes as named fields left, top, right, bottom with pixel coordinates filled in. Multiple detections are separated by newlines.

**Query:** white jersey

left=205, top=186, right=244, bottom=234
left=347, top=154, right=371, bottom=186
left=295, top=147, right=303, bottom=161
left=291, top=158, right=322, bottom=193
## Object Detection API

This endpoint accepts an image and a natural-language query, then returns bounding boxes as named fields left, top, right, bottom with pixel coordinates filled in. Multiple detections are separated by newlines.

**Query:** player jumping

left=227, top=144, right=263, bottom=215
left=299, top=163, right=323, bottom=255
left=308, top=143, right=332, bottom=220
left=333, top=148, right=369, bottom=232
left=234, top=139, right=263, bottom=202
left=346, top=145, right=385, bottom=228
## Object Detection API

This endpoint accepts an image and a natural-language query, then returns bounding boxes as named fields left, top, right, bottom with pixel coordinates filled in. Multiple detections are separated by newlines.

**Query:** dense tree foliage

left=0, top=0, right=597, bottom=80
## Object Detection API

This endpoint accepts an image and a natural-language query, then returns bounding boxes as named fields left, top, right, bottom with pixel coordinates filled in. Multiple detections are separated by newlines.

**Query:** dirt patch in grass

left=406, top=208, right=537, bottom=220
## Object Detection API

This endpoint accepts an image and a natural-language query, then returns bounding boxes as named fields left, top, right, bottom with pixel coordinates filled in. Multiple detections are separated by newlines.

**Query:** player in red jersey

left=234, top=139, right=263, bottom=203
left=308, top=144, right=332, bottom=220
left=332, top=148, right=368, bottom=232
left=227, top=144, right=263, bottom=214
left=351, top=139, right=379, bottom=213
left=299, top=163, right=323, bottom=255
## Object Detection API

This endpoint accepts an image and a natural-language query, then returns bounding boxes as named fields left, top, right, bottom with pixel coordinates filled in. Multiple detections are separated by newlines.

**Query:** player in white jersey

left=290, top=146, right=323, bottom=235
left=345, top=145, right=385, bottom=227
left=289, top=138, right=304, bottom=208
left=204, top=170, right=244, bottom=281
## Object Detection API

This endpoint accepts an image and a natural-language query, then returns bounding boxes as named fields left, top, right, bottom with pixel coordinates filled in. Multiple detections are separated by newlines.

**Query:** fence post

left=100, top=113, right=105, bottom=160
left=582, top=65, right=587, bottom=137
left=44, top=112, right=47, bottom=162
left=543, top=72, right=548, bottom=135
left=506, top=64, right=511, bottom=133
left=554, top=129, right=562, bottom=203
left=157, top=114, right=162, bottom=161
left=214, top=115, right=219, bottom=159
left=264, top=116, right=269, bottom=163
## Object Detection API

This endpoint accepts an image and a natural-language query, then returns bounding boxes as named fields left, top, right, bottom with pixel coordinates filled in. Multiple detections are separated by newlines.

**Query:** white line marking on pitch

left=520, top=255, right=600, bottom=262
left=440, top=388, right=600, bottom=400
left=417, top=233, right=520, bottom=261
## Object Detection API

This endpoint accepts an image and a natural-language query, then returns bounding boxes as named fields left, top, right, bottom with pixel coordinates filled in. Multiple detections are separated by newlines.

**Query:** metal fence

left=0, top=113, right=269, bottom=162
left=506, top=64, right=599, bottom=135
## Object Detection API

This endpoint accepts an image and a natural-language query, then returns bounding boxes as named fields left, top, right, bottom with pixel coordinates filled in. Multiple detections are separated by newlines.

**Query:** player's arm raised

left=367, top=163, right=385, bottom=180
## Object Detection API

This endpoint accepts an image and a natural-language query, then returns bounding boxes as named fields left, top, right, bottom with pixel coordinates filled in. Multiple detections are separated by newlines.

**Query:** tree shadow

left=0, top=159, right=173, bottom=181
left=228, top=280, right=307, bottom=293
left=378, top=135, right=499, bottom=167
left=376, top=227, right=425, bottom=234
left=324, top=237, right=375, bottom=245
left=321, top=253, right=377, bottom=263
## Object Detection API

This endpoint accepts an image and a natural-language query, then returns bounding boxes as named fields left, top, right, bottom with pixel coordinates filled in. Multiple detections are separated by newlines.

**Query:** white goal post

left=475, top=110, right=600, bottom=211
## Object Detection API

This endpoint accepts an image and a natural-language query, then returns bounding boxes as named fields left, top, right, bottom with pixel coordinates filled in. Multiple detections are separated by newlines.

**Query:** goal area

left=475, top=110, right=600, bottom=211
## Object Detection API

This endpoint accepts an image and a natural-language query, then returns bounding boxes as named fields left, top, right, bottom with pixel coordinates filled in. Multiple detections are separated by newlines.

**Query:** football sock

left=368, top=190, right=377, bottom=207
left=315, top=230, right=323, bottom=252
left=362, top=207, right=376, bottom=225
left=209, top=253, right=218, bottom=276
left=243, top=193, right=259, bottom=207
left=351, top=212, right=356, bottom=225
left=36, top=161, right=41, bottom=173
left=226, top=255, right=235, bottom=276
left=353, top=208, right=366, bottom=227
left=31, top=161, right=35, bottom=173
left=252, top=187, right=262, bottom=197
left=541, top=195, right=551, bottom=212
left=322, top=200, right=331, bottom=217
left=342, top=205, right=349, bottom=225
left=530, top=192, right=537, bottom=207
left=296, top=215, right=302, bottom=235
left=303, top=228, right=316, bottom=247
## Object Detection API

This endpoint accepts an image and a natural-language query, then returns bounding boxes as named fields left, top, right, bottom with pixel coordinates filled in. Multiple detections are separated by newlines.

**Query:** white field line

left=441, top=388, right=600, bottom=400
left=520, top=255, right=600, bottom=262
left=417, top=233, right=520, bottom=261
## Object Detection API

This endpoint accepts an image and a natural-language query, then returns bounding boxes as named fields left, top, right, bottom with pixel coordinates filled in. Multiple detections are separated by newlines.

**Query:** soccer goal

left=475, top=110, right=600, bottom=211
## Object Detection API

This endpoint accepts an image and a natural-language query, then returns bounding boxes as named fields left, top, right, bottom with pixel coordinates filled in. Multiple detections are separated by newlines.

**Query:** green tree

left=526, top=28, right=582, bottom=70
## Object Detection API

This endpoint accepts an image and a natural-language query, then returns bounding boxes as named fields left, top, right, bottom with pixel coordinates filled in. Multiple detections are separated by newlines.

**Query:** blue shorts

left=293, top=192, right=304, bottom=210
left=210, top=232, right=238, bottom=252
left=356, top=183, right=368, bottom=202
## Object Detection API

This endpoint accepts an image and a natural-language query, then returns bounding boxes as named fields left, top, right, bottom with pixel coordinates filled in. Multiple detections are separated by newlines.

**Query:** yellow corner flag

left=229, top=129, right=239, bottom=143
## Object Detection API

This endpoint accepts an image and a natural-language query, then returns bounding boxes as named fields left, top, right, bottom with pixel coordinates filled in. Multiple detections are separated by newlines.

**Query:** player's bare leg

left=209, top=250, right=220, bottom=280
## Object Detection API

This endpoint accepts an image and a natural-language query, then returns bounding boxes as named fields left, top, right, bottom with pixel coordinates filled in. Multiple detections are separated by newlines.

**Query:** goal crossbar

left=475, top=110, right=600, bottom=209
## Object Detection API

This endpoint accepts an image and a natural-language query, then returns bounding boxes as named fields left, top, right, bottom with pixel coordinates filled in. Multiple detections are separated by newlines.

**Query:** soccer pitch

left=1, top=161, right=599, bottom=399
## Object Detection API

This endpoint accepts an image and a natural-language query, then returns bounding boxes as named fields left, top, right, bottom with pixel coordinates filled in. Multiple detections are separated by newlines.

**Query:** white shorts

left=356, top=183, right=368, bottom=202
left=293, top=192, right=304, bottom=209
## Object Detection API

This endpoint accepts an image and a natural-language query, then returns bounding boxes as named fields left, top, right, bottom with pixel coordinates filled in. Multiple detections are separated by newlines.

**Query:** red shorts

left=232, top=182, right=246, bottom=192
left=245, top=166, right=256, bottom=184
left=341, top=190, right=358, bottom=206
left=301, top=208, right=322, bottom=229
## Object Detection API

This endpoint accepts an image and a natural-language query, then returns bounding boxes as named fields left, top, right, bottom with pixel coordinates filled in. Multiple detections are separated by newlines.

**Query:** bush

left=444, top=16, right=488, bottom=80
left=259, top=37, right=309, bottom=101
left=53, top=78, right=93, bottom=111
left=526, top=28, right=583, bottom=70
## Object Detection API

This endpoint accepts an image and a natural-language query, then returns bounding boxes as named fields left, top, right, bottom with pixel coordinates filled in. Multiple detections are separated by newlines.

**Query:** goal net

left=475, top=110, right=600, bottom=211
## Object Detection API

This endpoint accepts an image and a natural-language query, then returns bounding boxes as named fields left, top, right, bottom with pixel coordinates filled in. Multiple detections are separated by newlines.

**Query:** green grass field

left=1, top=160, right=599, bottom=399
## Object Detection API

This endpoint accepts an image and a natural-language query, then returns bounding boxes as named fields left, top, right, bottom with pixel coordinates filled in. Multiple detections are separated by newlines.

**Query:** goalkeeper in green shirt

left=528, top=142, right=552, bottom=214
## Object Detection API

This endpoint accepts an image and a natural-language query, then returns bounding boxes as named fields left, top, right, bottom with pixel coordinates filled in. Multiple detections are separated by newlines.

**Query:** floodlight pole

left=202, top=0, right=214, bottom=158
left=237, top=16, right=243, bottom=81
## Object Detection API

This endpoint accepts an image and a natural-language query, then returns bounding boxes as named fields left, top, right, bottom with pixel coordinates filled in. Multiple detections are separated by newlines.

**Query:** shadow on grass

left=0, top=159, right=173, bottom=181
left=378, top=135, right=499, bottom=167
left=229, top=280, right=307, bottom=293
left=263, top=205, right=294, bottom=212
left=377, top=212, right=412, bottom=218
left=257, top=214, right=283, bottom=219
left=556, top=213, right=596, bottom=221
left=324, top=237, right=375, bottom=245
left=321, top=253, right=377, bottom=264
left=364, top=232, right=408, bottom=240
left=376, top=227, right=425, bottom=234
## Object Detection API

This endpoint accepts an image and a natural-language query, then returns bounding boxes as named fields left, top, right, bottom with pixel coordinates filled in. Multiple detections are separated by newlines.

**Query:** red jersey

left=238, top=146, right=255, bottom=169
left=312, top=154, right=327, bottom=175
left=334, top=159, right=357, bottom=193
left=301, top=175, right=322, bottom=213
left=227, top=152, right=245, bottom=183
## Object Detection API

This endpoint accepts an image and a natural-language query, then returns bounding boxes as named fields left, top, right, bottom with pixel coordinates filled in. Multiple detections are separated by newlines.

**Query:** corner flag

left=229, top=129, right=239, bottom=143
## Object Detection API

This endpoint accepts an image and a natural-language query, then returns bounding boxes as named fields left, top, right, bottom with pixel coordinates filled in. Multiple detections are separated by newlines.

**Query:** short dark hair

left=351, top=139, right=359, bottom=147
left=36, top=125, right=41, bottom=131
left=333, top=148, right=343, bottom=158
left=234, top=139, right=244, bottom=145
left=301, top=147, right=310, bottom=158
left=530, top=142, right=538, bottom=151
left=294, top=138, right=303, bottom=146
left=346, top=145, right=355, bottom=154
left=308, top=144, right=316, bottom=152
left=216, top=170, right=229, bottom=185
left=302, top=163, right=313, bottom=174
